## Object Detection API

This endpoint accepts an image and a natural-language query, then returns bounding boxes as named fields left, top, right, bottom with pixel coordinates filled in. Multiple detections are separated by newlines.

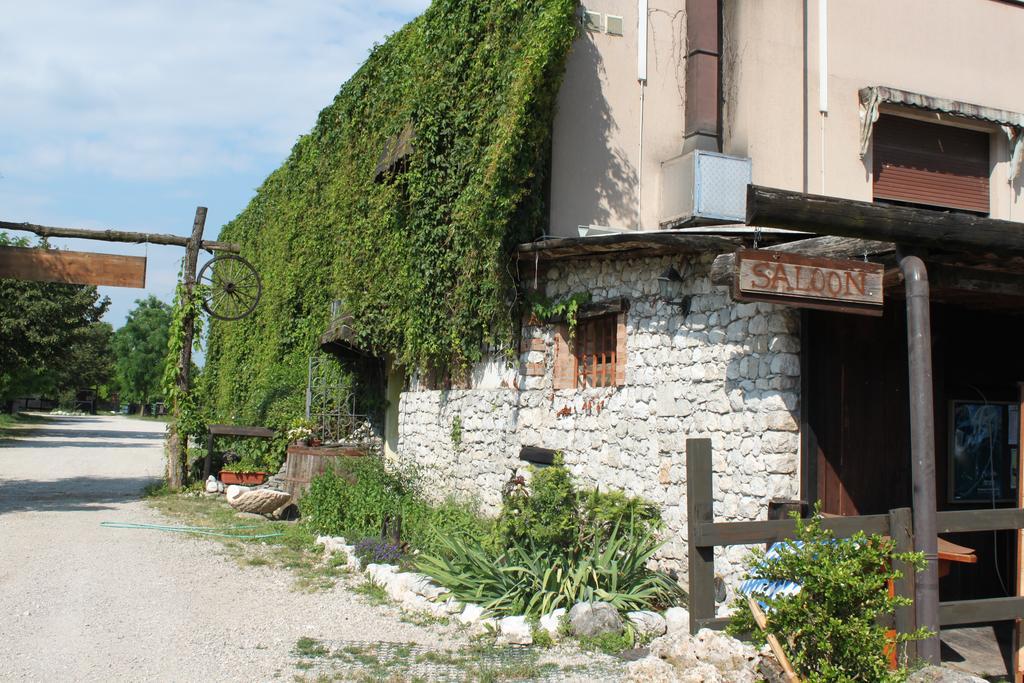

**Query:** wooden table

left=938, top=537, right=978, bottom=577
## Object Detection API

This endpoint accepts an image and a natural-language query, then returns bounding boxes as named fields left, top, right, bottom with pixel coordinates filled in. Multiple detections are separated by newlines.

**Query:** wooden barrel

left=280, top=444, right=368, bottom=501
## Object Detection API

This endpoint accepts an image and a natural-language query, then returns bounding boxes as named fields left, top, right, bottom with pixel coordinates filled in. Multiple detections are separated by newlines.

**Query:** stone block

left=539, top=608, right=567, bottom=640
left=664, top=606, right=690, bottom=634
left=458, top=603, right=486, bottom=624
left=569, top=601, right=623, bottom=638
left=627, top=610, right=667, bottom=638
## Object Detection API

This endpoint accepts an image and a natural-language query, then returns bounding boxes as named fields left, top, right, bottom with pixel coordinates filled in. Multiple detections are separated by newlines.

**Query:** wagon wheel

left=196, top=254, right=262, bottom=321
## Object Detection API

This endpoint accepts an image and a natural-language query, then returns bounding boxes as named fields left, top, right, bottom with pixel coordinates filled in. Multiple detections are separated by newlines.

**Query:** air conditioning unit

left=659, top=150, right=752, bottom=227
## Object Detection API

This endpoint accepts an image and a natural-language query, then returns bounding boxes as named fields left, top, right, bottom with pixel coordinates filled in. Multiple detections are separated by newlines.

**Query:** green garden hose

left=100, top=521, right=283, bottom=539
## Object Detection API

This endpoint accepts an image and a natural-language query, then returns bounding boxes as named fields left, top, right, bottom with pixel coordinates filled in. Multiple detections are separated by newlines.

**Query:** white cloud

left=0, top=0, right=430, bottom=180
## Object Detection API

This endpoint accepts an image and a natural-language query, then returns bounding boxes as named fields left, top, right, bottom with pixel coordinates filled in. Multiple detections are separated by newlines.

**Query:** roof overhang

left=859, top=85, right=1024, bottom=182
left=514, top=231, right=748, bottom=263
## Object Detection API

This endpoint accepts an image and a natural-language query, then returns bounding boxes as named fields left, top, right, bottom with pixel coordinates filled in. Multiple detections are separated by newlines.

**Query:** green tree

left=0, top=232, right=112, bottom=409
left=53, top=321, right=115, bottom=400
left=112, top=296, right=172, bottom=411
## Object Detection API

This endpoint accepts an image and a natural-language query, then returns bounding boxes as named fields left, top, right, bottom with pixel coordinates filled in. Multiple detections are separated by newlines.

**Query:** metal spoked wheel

left=196, top=254, right=262, bottom=321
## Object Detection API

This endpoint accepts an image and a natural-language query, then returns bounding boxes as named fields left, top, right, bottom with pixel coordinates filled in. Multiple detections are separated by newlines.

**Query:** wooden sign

left=733, top=249, right=883, bottom=316
left=0, top=245, right=147, bottom=288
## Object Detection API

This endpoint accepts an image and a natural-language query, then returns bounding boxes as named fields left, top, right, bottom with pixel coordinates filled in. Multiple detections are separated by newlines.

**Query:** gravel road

left=0, top=414, right=463, bottom=682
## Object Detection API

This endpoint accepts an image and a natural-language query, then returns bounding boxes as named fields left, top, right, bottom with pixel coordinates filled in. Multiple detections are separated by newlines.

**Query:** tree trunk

left=166, top=207, right=206, bottom=489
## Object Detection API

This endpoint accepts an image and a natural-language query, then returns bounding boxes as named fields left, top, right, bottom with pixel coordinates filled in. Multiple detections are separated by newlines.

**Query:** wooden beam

left=746, top=185, right=1024, bottom=256
left=0, top=220, right=239, bottom=253
left=686, top=438, right=716, bottom=636
left=710, top=236, right=894, bottom=285
left=929, top=264, right=1024, bottom=298
left=166, top=208, right=207, bottom=490
left=208, top=424, right=276, bottom=438
left=935, top=508, right=1024, bottom=533
left=0, top=245, right=147, bottom=288
left=695, top=514, right=891, bottom=546
left=939, top=596, right=1024, bottom=625
left=516, top=232, right=743, bottom=263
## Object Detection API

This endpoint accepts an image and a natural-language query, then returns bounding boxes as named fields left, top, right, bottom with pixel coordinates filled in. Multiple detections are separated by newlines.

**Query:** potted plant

left=219, top=455, right=269, bottom=485
left=286, top=417, right=317, bottom=446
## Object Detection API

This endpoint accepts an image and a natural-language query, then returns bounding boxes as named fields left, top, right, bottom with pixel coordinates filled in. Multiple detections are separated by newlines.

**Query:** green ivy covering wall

left=204, top=0, right=577, bottom=428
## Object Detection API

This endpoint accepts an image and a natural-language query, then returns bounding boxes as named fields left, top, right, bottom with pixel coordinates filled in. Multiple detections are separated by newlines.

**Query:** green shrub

left=299, top=467, right=350, bottom=536
left=494, top=456, right=576, bottom=550
left=727, top=509, right=930, bottom=682
left=299, top=456, right=408, bottom=540
left=299, top=456, right=490, bottom=558
left=402, top=497, right=492, bottom=559
left=493, top=455, right=664, bottom=553
left=416, top=520, right=685, bottom=618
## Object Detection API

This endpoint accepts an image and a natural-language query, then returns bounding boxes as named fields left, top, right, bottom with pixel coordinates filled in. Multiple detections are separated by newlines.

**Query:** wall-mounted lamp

left=657, top=266, right=693, bottom=316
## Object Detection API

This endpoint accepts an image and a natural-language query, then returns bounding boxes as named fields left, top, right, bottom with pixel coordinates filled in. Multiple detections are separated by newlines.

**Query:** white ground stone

left=404, top=572, right=447, bottom=600
left=625, top=656, right=680, bottom=682
left=365, top=563, right=397, bottom=586
left=664, top=606, right=689, bottom=634
left=458, top=603, right=485, bottom=625
left=648, top=628, right=760, bottom=683
left=539, top=608, right=567, bottom=640
left=497, top=616, right=533, bottom=645
left=627, top=610, right=667, bottom=639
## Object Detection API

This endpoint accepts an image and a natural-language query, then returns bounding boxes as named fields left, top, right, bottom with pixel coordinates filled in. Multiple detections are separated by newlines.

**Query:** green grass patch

left=353, top=580, right=389, bottom=606
left=147, top=492, right=342, bottom=591
left=294, top=637, right=329, bottom=658
left=577, top=627, right=635, bottom=655
left=0, top=412, right=47, bottom=439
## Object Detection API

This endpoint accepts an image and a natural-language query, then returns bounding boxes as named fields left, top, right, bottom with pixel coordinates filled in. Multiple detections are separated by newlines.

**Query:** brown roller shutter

left=872, top=114, right=990, bottom=214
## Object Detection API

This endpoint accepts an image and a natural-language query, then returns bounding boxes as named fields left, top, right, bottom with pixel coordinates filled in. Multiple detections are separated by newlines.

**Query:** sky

left=0, top=0, right=430, bottom=329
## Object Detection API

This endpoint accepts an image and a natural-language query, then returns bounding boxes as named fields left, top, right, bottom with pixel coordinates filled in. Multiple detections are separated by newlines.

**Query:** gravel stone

left=0, top=414, right=469, bottom=682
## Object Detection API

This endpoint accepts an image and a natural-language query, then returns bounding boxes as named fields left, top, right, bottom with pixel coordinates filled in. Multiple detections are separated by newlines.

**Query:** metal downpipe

left=901, top=254, right=940, bottom=664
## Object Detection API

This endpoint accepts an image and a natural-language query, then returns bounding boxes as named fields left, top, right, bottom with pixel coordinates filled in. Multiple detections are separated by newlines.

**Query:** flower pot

left=219, top=470, right=268, bottom=486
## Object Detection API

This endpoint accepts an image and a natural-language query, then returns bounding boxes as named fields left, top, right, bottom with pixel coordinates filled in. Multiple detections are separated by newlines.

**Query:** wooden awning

left=515, top=232, right=743, bottom=263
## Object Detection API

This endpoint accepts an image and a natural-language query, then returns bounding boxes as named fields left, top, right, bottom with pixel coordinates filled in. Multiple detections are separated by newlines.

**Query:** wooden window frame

left=553, top=310, right=627, bottom=390
left=574, top=313, right=618, bottom=388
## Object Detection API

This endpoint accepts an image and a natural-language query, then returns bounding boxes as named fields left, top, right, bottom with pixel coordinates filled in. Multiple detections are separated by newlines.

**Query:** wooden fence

left=685, top=437, right=1024, bottom=662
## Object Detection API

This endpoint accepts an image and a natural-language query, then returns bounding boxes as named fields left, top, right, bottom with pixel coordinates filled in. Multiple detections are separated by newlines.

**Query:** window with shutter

left=872, top=114, right=990, bottom=214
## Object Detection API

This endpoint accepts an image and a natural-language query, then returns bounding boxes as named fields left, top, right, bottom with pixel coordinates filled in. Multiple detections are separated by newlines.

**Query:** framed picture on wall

left=948, top=400, right=1018, bottom=504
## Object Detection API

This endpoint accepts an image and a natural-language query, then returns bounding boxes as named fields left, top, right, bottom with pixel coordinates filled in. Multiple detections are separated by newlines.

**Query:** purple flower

left=353, top=537, right=403, bottom=564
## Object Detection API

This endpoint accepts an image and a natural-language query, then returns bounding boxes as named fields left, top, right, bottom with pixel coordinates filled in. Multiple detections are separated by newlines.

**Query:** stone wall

left=397, top=252, right=802, bottom=604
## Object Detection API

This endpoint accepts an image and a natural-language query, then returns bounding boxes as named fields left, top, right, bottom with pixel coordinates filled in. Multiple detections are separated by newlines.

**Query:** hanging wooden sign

left=0, top=245, right=147, bottom=288
left=733, top=249, right=883, bottom=316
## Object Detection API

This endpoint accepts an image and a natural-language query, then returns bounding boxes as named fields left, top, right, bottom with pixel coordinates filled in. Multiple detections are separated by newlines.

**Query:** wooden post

left=889, top=507, right=917, bottom=664
left=166, top=207, right=207, bottom=489
left=686, top=437, right=716, bottom=634
left=1015, top=382, right=1024, bottom=683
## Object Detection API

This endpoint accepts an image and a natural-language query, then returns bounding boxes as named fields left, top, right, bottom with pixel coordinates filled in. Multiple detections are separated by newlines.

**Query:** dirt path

left=0, top=414, right=465, bottom=682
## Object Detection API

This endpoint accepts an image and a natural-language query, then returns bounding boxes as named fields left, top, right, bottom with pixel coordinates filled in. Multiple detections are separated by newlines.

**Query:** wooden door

left=803, top=307, right=912, bottom=515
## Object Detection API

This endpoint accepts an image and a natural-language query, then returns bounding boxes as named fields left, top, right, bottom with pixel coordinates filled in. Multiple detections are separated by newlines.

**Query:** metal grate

left=575, top=314, right=618, bottom=388
left=305, top=353, right=367, bottom=444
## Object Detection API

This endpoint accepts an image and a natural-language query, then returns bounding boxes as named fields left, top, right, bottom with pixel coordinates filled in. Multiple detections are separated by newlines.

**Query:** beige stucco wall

left=724, top=0, right=1024, bottom=220
left=549, top=1, right=687, bottom=237
left=550, top=0, right=1024, bottom=237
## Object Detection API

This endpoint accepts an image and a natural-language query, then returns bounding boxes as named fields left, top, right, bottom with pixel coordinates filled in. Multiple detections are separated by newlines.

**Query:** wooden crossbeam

left=0, top=245, right=147, bottom=288
left=746, top=185, right=1024, bottom=255
left=0, top=219, right=239, bottom=253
